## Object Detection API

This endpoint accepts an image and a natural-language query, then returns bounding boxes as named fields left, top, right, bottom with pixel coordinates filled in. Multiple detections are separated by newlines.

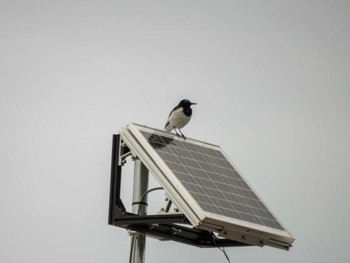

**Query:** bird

left=164, top=99, right=197, bottom=139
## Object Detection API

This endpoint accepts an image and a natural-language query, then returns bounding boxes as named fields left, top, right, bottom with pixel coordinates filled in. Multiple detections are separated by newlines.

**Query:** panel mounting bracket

left=118, top=139, right=132, bottom=166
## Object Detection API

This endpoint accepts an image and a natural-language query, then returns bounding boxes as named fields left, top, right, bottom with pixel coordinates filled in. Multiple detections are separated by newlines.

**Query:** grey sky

left=1, top=1, right=349, bottom=262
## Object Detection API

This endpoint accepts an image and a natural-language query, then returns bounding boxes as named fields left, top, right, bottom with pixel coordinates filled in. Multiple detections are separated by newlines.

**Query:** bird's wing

left=167, top=105, right=180, bottom=117
left=164, top=105, right=180, bottom=130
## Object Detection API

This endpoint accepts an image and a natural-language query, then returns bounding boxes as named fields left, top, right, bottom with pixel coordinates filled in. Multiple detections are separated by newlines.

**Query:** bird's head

left=179, top=99, right=197, bottom=108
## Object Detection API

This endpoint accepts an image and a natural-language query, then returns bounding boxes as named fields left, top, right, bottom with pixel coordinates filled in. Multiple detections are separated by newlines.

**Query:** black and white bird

left=164, top=99, right=197, bottom=138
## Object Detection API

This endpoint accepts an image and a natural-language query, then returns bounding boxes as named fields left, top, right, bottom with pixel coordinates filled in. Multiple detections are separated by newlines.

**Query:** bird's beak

left=191, top=102, right=197, bottom=105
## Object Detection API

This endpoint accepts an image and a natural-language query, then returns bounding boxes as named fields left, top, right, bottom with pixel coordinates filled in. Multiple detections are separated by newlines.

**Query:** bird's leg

left=174, top=127, right=181, bottom=137
left=178, top=129, right=186, bottom=140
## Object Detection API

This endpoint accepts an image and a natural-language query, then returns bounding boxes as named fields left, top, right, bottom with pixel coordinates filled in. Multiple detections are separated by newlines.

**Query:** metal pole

left=131, top=159, right=149, bottom=263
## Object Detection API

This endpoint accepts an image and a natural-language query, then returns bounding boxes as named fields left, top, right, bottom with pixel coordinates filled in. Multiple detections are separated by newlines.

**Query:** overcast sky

left=1, top=1, right=349, bottom=262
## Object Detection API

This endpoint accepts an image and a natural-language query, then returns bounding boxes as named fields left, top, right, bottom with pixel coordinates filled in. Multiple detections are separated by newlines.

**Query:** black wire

left=137, top=187, right=164, bottom=215
left=129, top=187, right=164, bottom=263
left=129, top=235, right=135, bottom=263
left=212, top=232, right=231, bottom=263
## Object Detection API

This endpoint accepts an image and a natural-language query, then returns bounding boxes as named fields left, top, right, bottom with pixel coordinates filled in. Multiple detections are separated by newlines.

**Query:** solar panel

left=120, top=123, right=294, bottom=250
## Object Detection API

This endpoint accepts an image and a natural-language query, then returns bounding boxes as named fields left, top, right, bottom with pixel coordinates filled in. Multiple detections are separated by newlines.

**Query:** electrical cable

left=129, top=235, right=135, bottom=263
left=137, top=187, right=164, bottom=215
left=212, top=232, right=231, bottom=263
left=129, top=187, right=164, bottom=263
